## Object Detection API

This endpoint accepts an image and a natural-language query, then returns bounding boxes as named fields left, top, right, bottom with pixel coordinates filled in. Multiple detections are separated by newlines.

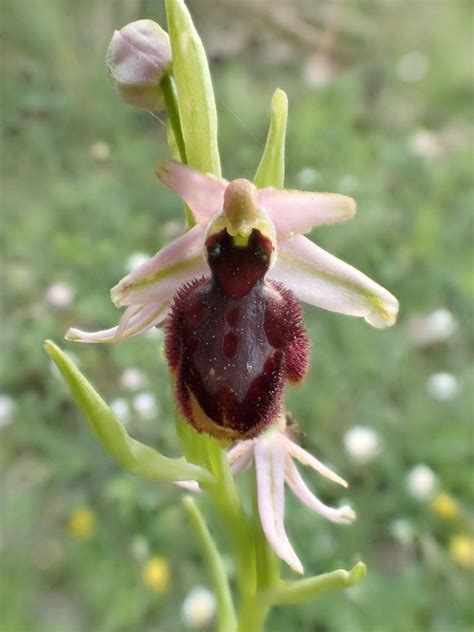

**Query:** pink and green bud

left=106, top=19, right=172, bottom=111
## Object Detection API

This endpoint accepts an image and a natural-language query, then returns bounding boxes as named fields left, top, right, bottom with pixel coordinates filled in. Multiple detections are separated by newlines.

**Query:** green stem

left=173, top=408, right=256, bottom=614
left=183, top=497, right=237, bottom=632
left=237, top=603, right=269, bottom=632
left=235, top=477, right=280, bottom=632
left=161, top=73, right=187, bottom=164
left=161, top=72, right=196, bottom=229
left=202, top=438, right=257, bottom=604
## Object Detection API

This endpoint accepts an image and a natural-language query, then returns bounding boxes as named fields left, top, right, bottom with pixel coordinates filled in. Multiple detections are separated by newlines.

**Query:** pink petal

left=227, top=440, right=255, bottom=476
left=285, top=457, right=356, bottom=525
left=65, top=302, right=169, bottom=344
left=114, top=304, right=141, bottom=341
left=111, top=225, right=209, bottom=307
left=230, top=450, right=254, bottom=477
left=254, top=436, right=304, bottom=574
left=270, top=235, right=399, bottom=328
left=156, top=160, right=227, bottom=225
left=174, top=480, right=201, bottom=493
left=227, top=440, right=253, bottom=465
left=279, top=434, right=348, bottom=488
left=259, top=188, right=355, bottom=241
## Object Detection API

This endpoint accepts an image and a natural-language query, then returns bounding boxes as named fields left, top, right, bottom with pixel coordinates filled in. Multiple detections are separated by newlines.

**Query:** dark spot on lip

left=223, top=331, right=239, bottom=359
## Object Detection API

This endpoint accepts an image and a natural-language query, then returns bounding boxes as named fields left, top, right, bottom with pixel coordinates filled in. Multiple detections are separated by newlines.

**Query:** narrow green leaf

left=44, top=340, right=213, bottom=484
left=165, top=0, right=221, bottom=176
left=254, top=88, right=288, bottom=189
left=183, top=497, right=237, bottom=632
left=262, top=561, right=367, bottom=606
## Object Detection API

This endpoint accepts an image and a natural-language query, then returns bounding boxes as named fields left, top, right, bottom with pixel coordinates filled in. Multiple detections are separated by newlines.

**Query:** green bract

left=254, top=88, right=288, bottom=189
left=44, top=340, right=213, bottom=484
left=165, top=0, right=221, bottom=177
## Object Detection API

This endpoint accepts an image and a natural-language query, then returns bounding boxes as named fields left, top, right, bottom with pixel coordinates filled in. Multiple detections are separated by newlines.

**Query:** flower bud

left=106, top=19, right=172, bottom=111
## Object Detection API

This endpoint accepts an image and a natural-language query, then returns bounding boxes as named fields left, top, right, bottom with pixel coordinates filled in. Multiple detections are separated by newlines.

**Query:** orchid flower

left=51, top=3, right=375, bottom=625
left=67, top=159, right=397, bottom=440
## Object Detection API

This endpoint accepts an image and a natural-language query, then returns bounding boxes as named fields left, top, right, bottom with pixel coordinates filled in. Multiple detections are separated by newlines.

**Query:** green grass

left=1, top=1, right=473, bottom=631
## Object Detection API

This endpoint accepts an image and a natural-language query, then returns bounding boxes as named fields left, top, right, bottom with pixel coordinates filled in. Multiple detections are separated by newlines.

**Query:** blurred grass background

left=1, top=0, right=473, bottom=630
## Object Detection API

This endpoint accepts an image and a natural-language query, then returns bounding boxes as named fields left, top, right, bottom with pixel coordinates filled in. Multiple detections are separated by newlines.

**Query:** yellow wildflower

left=68, top=507, right=96, bottom=540
left=430, top=493, right=459, bottom=521
left=142, top=556, right=170, bottom=594
left=449, top=534, right=474, bottom=570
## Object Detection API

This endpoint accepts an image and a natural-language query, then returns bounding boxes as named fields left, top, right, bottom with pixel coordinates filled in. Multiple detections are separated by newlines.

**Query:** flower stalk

left=183, top=497, right=237, bottom=632
left=161, top=72, right=187, bottom=166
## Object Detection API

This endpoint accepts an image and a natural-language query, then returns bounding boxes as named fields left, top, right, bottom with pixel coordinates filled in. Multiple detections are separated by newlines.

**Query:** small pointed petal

left=156, top=160, right=227, bottom=224
left=260, top=188, right=356, bottom=241
left=230, top=449, right=254, bottom=477
left=285, top=458, right=356, bottom=525
left=254, top=436, right=304, bottom=574
left=111, top=224, right=209, bottom=307
left=271, top=235, right=399, bottom=328
left=174, top=480, right=201, bottom=493
left=114, top=304, right=141, bottom=341
left=280, top=434, right=348, bottom=488
left=254, top=88, right=288, bottom=189
left=227, top=440, right=253, bottom=465
left=65, top=302, right=169, bottom=344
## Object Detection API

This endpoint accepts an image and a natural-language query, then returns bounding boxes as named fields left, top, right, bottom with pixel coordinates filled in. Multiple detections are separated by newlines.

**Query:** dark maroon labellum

left=165, top=228, right=310, bottom=440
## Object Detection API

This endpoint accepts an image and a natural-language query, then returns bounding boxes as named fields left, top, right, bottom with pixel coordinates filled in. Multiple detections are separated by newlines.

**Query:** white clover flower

left=120, top=368, right=148, bottom=391
left=110, top=398, right=131, bottom=425
left=297, top=167, right=320, bottom=187
left=426, top=309, right=457, bottom=339
left=45, top=282, right=75, bottom=308
left=182, top=587, right=216, bottom=628
left=133, top=393, right=158, bottom=420
left=90, top=141, right=111, bottom=162
left=161, top=219, right=184, bottom=239
left=303, top=53, right=336, bottom=89
left=125, top=252, right=151, bottom=273
left=426, top=372, right=459, bottom=401
left=408, top=308, right=457, bottom=346
left=0, top=395, right=15, bottom=429
left=406, top=465, right=437, bottom=501
left=396, top=51, right=430, bottom=83
left=409, top=130, right=442, bottom=160
left=389, top=518, right=415, bottom=545
left=343, top=426, right=380, bottom=464
left=130, top=535, right=150, bottom=561
left=338, top=174, right=360, bottom=194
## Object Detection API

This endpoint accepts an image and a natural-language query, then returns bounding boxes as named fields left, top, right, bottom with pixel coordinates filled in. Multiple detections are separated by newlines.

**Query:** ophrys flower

left=67, top=160, right=398, bottom=439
